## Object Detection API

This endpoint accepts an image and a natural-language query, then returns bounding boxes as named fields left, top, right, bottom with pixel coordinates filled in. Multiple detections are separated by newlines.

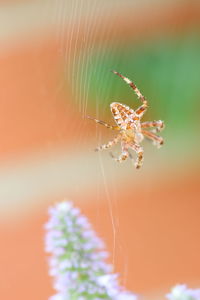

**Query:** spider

left=88, top=71, right=165, bottom=169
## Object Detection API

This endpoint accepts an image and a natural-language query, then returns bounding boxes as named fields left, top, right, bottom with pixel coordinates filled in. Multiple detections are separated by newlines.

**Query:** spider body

left=110, top=102, right=144, bottom=143
left=88, top=71, right=165, bottom=169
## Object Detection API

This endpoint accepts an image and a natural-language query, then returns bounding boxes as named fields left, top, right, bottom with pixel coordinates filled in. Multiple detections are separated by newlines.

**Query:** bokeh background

left=0, top=0, right=200, bottom=299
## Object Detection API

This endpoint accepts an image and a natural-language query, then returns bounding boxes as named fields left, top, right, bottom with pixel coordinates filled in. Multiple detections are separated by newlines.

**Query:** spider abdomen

left=110, top=102, right=135, bottom=130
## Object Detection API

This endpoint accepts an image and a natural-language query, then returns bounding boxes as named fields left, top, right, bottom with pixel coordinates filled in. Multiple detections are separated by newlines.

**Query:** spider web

left=53, top=0, right=129, bottom=288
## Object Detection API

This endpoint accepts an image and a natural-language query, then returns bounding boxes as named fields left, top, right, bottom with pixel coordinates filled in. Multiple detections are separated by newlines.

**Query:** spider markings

left=88, top=71, right=165, bottom=169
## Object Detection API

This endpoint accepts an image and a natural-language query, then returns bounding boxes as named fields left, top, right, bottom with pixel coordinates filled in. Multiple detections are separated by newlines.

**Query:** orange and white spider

left=88, top=71, right=165, bottom=169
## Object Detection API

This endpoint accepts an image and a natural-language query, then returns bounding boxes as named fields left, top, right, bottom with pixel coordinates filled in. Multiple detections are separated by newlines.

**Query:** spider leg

left=142, top=129, right=164, bottom=148
left=110, top=143, right=128, bottom=163
left=141, top=120, right=165, bottom=132
left=95, top=135, right=121, bottom=152
left=87, top=116, right=119, bottom=130
left=130, top=144, right=144, bottom=169
left=135, top=104, right=148, bottom=119
left=111, top=70, right=148, bottom=106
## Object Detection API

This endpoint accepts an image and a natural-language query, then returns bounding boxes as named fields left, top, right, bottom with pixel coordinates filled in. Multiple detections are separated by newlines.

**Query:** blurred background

left=0, top=0, right=200, bottom=299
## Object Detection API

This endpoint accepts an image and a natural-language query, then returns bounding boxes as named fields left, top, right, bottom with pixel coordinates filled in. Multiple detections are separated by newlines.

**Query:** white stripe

left=124, top=78, right=132, bottom=84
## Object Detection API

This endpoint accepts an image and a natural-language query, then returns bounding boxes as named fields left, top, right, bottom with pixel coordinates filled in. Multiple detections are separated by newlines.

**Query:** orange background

left=0, top=1, right=200, bottom=299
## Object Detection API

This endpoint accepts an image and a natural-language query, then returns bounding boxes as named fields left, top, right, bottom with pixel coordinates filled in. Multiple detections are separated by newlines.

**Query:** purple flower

left=45, top=201, right=137, bottom=300
left=166, top=285, right=200, bottom=300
